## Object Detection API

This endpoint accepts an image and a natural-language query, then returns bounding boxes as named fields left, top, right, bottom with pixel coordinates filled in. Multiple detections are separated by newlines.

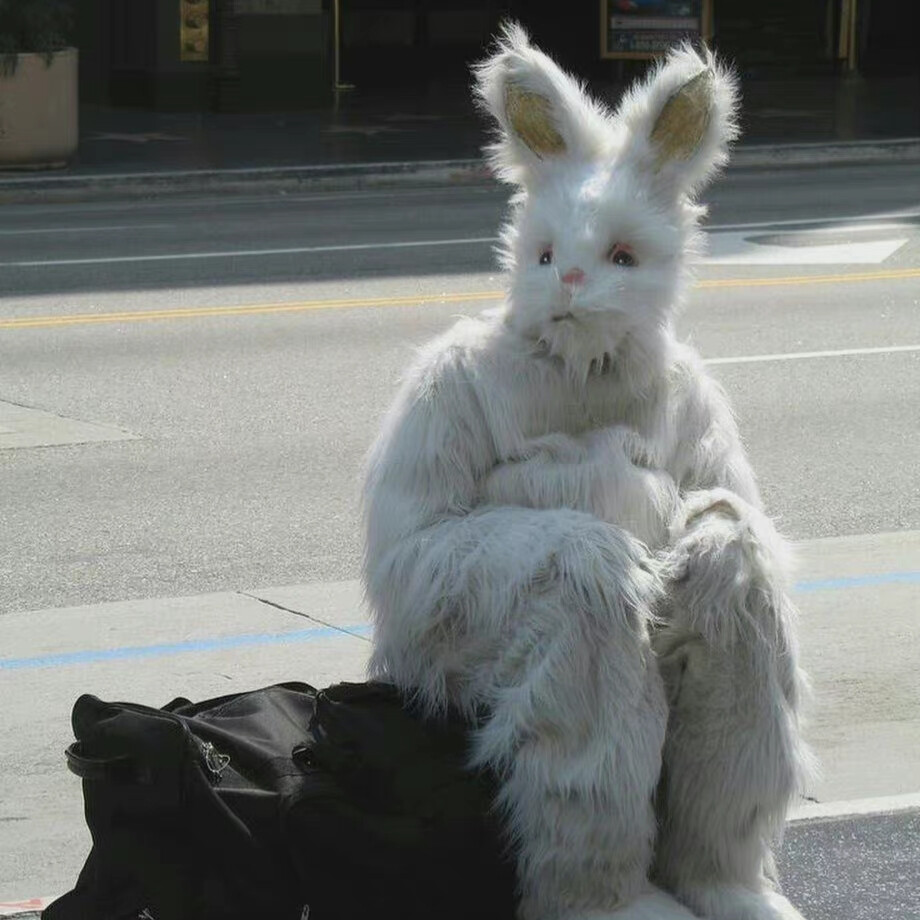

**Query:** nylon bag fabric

left=43, top=680, right=518, bottom=920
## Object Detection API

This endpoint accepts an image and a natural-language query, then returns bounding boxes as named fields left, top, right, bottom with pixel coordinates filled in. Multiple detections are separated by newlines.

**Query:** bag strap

left=65, top=742, right=147, bottom=784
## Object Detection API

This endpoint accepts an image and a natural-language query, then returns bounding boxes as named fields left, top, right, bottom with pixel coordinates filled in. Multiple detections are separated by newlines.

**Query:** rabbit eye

left=538, top=247, right=553, bottom=266
left=609, top=244, right=636, bottom=268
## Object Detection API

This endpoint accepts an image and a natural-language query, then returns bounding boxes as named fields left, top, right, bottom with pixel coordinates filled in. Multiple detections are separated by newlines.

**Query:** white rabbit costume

left=362, top=25, right=812, bottom=920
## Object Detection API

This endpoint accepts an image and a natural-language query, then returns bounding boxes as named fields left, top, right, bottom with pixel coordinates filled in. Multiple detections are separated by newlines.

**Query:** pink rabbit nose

left=561, top=268, right=585, bottom=285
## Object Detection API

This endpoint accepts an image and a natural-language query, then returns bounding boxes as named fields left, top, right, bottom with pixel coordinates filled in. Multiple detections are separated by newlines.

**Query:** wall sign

left=180, top=0, right=209, bottom=62
left=601, top=0, right=712, bottom=59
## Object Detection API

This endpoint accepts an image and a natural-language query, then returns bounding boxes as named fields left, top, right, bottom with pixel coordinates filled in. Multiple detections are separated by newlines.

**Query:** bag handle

left=65, top=742, right=146, bottom=783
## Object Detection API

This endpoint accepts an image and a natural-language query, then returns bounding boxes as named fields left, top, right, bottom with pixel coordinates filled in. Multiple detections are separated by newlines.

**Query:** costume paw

left=677, top=884, right=806, bottom=920
left=680, top=488, right=747, bottom=529
left=662, top=490, right=749, bottom=587
left=665, top=486, right=793, bottom=600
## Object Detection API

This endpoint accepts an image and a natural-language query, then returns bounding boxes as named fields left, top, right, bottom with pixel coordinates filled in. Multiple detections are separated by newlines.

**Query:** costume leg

left=368, top=509, right=696, bottom=920
left=653, top=490, right=814, bottom=920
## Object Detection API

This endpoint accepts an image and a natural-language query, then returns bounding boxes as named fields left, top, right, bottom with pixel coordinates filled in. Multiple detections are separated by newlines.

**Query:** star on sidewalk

left=85, top=132, right=189, bottom=144
left=323, top=125, right=403, bottom=136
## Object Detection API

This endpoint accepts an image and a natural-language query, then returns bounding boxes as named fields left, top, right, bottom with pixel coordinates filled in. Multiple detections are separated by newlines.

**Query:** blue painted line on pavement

left=794, top=571, right=920, bottom=592
left=0, top=623, right=373, bottom=671
left=1, top=572, right=916, bottom=672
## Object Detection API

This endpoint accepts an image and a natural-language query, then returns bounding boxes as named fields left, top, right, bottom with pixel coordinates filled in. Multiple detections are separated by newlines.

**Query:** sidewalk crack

left=238, top=591, right=371, bottom=643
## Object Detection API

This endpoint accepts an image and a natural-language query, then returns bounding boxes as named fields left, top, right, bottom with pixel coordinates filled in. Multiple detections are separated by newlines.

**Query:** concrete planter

left=0, top=47, right=78, bottom=168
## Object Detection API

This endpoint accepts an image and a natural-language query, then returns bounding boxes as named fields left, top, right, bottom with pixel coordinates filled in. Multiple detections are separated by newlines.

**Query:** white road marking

left=0, top=236, right=499, bottom=267
left=711, top=221, right=918, bottom=236
left=706, top=232, right=907, bottom=265
left=706, top=344, right=920, bottom=365
left=0, top=224, right=173, bottom=236
left=705, top=209, right=920, bottom=232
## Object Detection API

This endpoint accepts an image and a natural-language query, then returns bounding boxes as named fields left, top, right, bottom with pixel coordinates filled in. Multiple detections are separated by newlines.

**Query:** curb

left=0, top=158, right=492, bottom=205
left=788, top=791, right=920, bottom=823
left=3, top=799, right=918, bottom=916
left=0, top=897, right=52, bottom=918
left=1, top=139, right=918, bottom=204
left=734, top=137, right=920, bottom=169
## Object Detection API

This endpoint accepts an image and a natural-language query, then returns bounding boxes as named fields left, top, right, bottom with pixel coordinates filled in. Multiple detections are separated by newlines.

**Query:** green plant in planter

left=0, top=0, right=74, bottom=75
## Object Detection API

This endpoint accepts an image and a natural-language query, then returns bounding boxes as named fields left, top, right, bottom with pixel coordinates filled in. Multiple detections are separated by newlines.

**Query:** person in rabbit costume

left=362, top=24, right=812, bottom=920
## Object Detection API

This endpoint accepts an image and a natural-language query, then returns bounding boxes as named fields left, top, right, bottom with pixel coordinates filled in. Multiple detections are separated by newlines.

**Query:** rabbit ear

left=616, top=43, right=739, bottom=198
left=474, top=23, right=610, bottom=184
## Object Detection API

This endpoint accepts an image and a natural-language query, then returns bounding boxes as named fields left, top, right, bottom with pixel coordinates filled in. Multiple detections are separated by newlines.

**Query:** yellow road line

left=697, top=267, right=920, bottom=288
left=2, top=267, right=919, bottom=330
left=0, top=290, right=502, bottom=330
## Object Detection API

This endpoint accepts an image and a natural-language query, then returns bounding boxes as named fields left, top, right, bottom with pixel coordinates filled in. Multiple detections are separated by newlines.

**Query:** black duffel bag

left=44, top=680, right=518, bottom=920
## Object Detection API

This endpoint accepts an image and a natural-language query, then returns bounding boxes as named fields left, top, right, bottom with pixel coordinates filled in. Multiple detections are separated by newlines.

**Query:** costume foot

left=569, top=888, right=700, bottom=919
left=678, top=884, right=806, bottom=920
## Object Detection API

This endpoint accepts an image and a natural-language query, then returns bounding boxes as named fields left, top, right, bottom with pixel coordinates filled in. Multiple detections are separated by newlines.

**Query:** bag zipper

left=197, top=738, right=231, bottom=782
left=92, top=700, right=232, bottom=785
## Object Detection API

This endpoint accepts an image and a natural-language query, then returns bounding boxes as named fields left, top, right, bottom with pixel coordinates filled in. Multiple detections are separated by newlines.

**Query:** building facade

left=75, top=0, right=918, bottom=111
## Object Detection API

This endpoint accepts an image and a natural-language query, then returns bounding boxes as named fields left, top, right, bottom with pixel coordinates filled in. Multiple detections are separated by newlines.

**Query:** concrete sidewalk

left=1, top=530, right=918, bottom=915
left=1, top=71, right=918, bottom=203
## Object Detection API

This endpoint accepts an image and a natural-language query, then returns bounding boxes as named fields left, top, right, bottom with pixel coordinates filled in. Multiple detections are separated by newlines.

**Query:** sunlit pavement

left=1, top=544, right=918, bottom=915
left=1, top=164, right=918, bottom=915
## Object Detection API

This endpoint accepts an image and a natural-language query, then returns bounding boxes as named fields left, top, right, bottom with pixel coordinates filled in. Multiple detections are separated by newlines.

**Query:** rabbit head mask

left=475, top=25, right=739, bottom=380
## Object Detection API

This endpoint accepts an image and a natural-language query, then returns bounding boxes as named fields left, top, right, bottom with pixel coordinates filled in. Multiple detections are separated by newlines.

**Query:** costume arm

left=662, top=349, right=799, bottom=627
left=481, top=428, right=679, bottom=548
left=362, top=336, right=641, bottom=710
left=666, top=351, right=763, bottom=508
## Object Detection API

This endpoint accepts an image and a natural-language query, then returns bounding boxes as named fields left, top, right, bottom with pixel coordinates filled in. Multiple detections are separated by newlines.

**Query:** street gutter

left=1, top=139, right=919, bottom=205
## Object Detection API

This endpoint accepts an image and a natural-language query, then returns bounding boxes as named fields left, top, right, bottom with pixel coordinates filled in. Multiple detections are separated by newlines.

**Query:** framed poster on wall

left=600, top=0, right=712, bottom=59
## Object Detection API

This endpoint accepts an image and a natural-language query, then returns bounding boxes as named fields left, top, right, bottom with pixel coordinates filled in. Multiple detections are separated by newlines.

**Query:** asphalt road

left=778, top=810, right=920, bottom=920
left=2, top=162, right=919, bottom=613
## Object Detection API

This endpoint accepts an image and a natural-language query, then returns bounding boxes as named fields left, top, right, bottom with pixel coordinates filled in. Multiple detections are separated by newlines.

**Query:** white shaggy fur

left=362, top=23, right=812, bottom=920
